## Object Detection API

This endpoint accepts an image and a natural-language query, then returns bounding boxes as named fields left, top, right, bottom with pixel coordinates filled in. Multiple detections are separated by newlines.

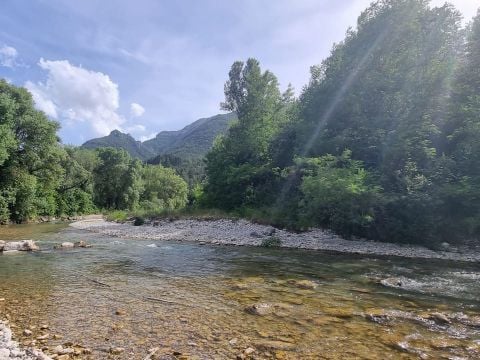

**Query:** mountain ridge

left=81, top=112, right=236, bottom=161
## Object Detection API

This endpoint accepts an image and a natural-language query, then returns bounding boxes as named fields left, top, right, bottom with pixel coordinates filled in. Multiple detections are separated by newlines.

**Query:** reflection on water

left=0, top=224, right=479, bottom=359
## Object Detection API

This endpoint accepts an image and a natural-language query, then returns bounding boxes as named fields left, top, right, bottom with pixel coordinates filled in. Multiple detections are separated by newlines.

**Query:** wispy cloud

left=0, top=45, right=18, bottom=67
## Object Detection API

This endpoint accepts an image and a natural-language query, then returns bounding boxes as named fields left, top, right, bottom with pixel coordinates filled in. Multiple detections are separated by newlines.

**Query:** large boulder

left=3, top=240, right=39, bottom=252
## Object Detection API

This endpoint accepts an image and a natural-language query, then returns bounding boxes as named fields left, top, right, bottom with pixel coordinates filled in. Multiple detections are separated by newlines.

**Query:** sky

left=0, top=0, right=478, bottom=145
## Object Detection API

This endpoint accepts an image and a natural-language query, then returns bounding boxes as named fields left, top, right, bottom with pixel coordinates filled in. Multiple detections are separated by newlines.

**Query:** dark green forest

left=1, top=0, right=479, bottom=247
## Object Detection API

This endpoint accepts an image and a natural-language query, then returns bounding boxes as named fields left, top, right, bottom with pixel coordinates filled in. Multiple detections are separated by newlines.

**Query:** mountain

left=81, top=130, right=155, bottom=160
left=81, top=112, right=236, bottom=161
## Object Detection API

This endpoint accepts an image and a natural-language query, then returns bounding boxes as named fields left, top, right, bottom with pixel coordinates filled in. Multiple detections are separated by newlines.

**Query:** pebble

left=110, top=347, right=125, bottom=354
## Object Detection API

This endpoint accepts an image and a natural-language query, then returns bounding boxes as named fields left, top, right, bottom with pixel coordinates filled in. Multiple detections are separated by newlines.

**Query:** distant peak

left=110, top=129, right=122, bottom=135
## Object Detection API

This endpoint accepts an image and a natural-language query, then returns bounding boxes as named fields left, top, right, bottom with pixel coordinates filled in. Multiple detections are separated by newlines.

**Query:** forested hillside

left=202, top=0, right=480, bottom=246
left=82, top=112, right=236, bottom=161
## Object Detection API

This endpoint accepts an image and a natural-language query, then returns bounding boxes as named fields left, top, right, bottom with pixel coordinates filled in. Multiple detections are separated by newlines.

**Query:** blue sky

left=0, top=0, right=477, bottom=145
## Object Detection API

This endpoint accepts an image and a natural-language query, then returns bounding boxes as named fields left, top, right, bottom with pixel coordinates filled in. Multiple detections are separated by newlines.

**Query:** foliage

left=297, top=151, right=380, bottom=237
left=261, top=236, right=282, bottom=248
left=140, top=164, right=188, bottom=211
left=202, top=1, right=480, bottom=247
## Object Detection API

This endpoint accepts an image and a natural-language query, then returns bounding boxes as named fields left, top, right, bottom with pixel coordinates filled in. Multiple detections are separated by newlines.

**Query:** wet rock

left=244, top=347, right=255, bottom=355
left=245, top=303, right=273, bottom=316
left=321, top=306, right=354, bottom=319
left=74, top=240, right=92, bottom=248
left=231, top=282, right=249, bottom=290
left=3, top=240, right=39, bottom=252
left=364, top=309, right=391, bottom=324
left=287, top=279, right=317, bottom=290
left=427, top=312, right=451, bottom=325
left=380, top=277, right=404, bottom=288
left=110, top=347, right=125, bottom=354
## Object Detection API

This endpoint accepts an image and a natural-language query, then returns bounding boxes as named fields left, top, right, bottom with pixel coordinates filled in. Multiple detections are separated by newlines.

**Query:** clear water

left=0, top=224, right=479, bottom=359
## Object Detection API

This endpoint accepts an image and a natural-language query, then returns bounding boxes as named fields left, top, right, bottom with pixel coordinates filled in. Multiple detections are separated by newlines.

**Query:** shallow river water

left=0, top=224, right=479, bottom=359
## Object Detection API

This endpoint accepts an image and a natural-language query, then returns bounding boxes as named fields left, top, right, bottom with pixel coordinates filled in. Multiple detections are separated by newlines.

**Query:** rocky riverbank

left=70, top=218, right=480, bottom=262
left=0, top=321, right=51, bottom=360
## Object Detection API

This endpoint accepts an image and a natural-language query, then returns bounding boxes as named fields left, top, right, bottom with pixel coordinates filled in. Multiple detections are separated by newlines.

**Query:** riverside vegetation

left=1, top=0, right=480, bottom=251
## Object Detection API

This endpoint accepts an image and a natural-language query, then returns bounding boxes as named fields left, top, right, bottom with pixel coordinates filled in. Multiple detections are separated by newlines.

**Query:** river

left=0, top=223, right=479, bottom=359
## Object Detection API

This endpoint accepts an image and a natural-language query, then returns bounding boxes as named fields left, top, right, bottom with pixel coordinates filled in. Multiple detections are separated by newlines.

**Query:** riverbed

left=0, top=223, right=479, bottom=359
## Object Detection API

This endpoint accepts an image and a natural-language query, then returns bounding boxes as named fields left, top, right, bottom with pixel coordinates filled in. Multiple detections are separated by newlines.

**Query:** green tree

left=298, top=151, right=380, bottom=237
left=93, top=148, right=142, bottom=210
left=0, top=79, right=63, bottom=222
left=140, top=165, right=188, bottom=211
left=204, top=59, right=292, bottom=209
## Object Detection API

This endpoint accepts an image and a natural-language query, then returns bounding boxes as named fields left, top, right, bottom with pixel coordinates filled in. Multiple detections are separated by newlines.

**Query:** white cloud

left=25, top=81, right=58, bottom=117
left=25, top=58, right=125, bottom=136
left=0, top=45, right=18, bottom=67
left=130, top=102, right=145, bottom=117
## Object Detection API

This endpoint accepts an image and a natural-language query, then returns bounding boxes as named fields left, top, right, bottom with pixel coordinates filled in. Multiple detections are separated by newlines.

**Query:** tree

left=93, top=148, right=142, bottom=210
left=0, top=79, right=63, bottom=222
left=204, top=58, right=293, bottom=209
left=140, top=165, right=188, bottom=211
left=298, top=151, right=380, bottom=237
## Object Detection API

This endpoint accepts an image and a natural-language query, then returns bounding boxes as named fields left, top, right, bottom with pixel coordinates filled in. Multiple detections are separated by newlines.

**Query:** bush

left=133, top=216, right=145, bottom=226
left=106, top=210, right=128, bottom=222
left=261, top=236, right=282, bottom=248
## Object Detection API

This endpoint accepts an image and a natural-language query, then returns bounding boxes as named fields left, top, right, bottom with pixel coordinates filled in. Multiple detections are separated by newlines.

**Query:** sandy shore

left=70, top=218, right=480, bottom=262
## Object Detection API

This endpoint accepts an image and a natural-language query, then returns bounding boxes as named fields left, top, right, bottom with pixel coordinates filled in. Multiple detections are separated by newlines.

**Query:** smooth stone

left=23, top=329, right=33, bottom=336
left=244, top=347, right=255, bottom=355
left=428, top=312, right=451, bottom=325
left=244, top=303, right=273, bottom=316
left=110, top=347, right=125, bottom=354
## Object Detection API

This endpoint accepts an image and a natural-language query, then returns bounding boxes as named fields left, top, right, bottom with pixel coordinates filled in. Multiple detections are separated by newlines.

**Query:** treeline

left=200, top=0, right=480, bottom=246
left=0, top=80, right=188, bottom=224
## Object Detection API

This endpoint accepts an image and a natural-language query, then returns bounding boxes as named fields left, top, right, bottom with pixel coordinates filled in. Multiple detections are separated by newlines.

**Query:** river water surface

left=0, top=224, right=479, bottom=359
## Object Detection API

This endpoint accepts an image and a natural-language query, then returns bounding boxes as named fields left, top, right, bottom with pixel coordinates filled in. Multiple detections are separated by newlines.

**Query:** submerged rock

left=287, top=279, right=318, bottom=290
left=74, top=240, right=92, bottom=248
left=245, top=303, right=274, bottom=316
left=427, top=312, right=451, bottom=325
left=3, top=240, right=39, bottom=252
